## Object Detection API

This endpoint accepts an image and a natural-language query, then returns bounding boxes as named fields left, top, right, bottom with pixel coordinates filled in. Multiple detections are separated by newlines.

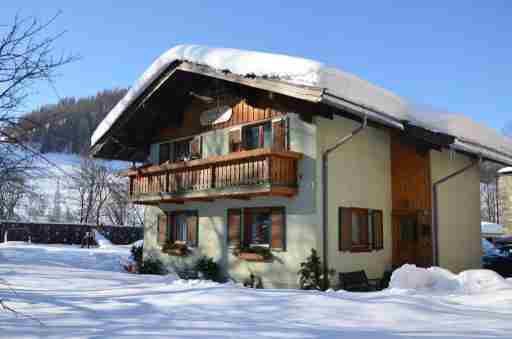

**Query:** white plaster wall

left=143, top=114, right=319, bottom=288
left=315, top=115, right=393, bottom=281
left=430, top=149, right=482, bottom=272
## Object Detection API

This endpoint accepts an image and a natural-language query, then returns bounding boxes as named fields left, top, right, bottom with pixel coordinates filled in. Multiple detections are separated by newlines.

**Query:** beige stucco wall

left=143, top=114, right=319, bottom=288
left=315, top=115, right=393, bottom=281
left=498, top=174, right=512, bottom=235
left=430, top=149, right=482, bottom=273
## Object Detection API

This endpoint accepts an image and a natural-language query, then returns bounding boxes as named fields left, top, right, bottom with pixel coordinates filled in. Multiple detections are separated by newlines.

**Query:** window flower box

left=235, top=246, right=273, bottom=262
left=162, top=241, right=190, bottom=257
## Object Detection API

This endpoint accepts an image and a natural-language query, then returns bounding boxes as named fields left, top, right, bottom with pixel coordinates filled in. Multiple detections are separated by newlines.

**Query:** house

left=90, top=45, right=512, bottom=288
left=498, top=167, right=512, bottom=234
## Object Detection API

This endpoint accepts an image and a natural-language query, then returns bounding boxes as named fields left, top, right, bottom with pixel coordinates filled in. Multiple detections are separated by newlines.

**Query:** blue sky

left=3, top=1, right=511, bottom=130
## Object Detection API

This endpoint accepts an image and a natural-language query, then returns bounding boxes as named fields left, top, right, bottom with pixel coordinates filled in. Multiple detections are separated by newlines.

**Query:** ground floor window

left=157, top=210, right=198, bottom=247
left=227, top=207, right=286, bottom=251
left=339, top=207, right=383, bottom=252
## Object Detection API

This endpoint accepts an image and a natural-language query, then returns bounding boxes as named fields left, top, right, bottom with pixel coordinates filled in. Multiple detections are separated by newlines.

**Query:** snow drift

left=389, top=264, right=512, bottom=294
left=93, top=229, right=113, bottom=248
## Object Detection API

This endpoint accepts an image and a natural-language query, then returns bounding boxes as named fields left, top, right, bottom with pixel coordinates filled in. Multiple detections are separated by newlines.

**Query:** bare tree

left=0, top=11, right=75, bottom=322
left=68, top=156, right=143, bottom=226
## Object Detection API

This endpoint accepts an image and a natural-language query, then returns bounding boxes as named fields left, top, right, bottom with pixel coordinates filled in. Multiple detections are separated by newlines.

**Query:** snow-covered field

left=1, top=242, right=512, bottom=338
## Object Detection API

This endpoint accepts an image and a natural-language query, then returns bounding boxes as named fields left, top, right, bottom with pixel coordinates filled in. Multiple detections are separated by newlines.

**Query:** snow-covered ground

left=1, top=242, right=512, bottom=338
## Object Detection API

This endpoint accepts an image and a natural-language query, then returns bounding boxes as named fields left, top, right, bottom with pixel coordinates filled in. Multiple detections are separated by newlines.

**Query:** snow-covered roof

left=481, top=221, right=505, bottom=236
left=499, top=167, right=512, bottom=175
left=91, top=44, right=512, bottom=165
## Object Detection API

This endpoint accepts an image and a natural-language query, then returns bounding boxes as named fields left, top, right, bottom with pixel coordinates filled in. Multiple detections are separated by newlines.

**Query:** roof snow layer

left=91, top=45, right=407, bottom=147
left=91, top=45, right=512, bottom=164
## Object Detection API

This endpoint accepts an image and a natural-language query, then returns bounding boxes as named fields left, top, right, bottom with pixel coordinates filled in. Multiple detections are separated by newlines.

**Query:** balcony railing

left=123, top=149, right=302, bottom=204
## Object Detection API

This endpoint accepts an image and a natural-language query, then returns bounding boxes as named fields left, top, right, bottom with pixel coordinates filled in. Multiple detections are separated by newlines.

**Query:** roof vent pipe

left=321, top=115, right=368, bottom=290
left=431, top=155, right=482, bottom=266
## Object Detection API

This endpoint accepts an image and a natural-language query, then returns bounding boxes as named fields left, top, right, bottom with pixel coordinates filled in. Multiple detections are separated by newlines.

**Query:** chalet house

left=91, top=45, right=512, bottom=288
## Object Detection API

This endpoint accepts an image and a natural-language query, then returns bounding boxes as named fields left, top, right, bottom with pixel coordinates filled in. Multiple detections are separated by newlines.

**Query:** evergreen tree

left=298, top=249, right=335, bottom=291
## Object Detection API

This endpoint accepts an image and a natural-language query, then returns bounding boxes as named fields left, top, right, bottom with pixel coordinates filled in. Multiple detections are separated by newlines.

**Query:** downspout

left=431, top=155, right=481, bottom=266
left=322, top=115, right=368, bottom=289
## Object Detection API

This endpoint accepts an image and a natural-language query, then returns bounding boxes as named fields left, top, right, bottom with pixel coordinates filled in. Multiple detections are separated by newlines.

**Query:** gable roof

left=91, top=44, right=512, bottom=165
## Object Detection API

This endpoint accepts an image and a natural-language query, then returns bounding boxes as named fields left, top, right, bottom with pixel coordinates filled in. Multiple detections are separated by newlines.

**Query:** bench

left=338, top=270, right=381, bottom=292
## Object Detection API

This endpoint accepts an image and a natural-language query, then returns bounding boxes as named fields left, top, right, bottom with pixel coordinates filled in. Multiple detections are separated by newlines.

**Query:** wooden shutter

left=186, top=212, right=198, bottom=247
left=157, top=213, right=167, bottom=245
left=339, top=207, right=352, bottom=251
left=243, top=208, right=252, bottom=248
left=272, top=119, right=287, bottom=151
left=227, top=209, right=241, bottom=248
left=229, top=129, right=242, bottom=152
left=190, top=136, right=202, bottom=159
left=372, top=210, right=384, bottom=250
left=271, top=207, right=286, bottom=250
left=169, top=213, right=177, bottom=243
left=359, top=209, right=369, bottom=246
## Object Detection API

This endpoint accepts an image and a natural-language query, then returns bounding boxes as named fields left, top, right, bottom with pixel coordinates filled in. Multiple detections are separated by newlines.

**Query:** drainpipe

left=431, top=155, right=481, bottom=266
left=322, top=115, right=367, bottom=290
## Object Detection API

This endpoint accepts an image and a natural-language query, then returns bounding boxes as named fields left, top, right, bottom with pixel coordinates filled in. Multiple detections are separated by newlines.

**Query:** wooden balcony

left=123, top=149, right=302, bottom=205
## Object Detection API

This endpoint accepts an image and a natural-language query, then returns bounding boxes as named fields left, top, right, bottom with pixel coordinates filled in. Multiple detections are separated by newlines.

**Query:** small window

left=242, top=122, right=271, bottom=150
left=168, top=211, right=198, bottom=247
left=249, top=209, right=272, bottom=246
left=339, top=207, right=383, bottom=252
left=233, top=207, right=286, bottom=251
left=174, top=138, right=193, bottom=161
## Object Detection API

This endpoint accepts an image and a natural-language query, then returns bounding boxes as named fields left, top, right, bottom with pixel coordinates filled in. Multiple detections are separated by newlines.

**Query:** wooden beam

left=178, top=62, right=323, bottom=104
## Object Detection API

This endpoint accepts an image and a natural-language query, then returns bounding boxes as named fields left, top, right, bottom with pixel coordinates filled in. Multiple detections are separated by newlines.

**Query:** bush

left=195, top=256, right=221, bottom=281
left=139, top=257, right=167, bottom=275
left=298, top=248, right=335, bottom=290
left=131, top=244, right=143, bottom=267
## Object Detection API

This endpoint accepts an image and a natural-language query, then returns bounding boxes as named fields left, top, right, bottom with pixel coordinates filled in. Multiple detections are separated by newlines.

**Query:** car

left=482, top=239, right=512, bottom=277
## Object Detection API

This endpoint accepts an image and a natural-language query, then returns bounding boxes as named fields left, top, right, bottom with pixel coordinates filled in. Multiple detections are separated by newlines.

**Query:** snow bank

left=131, top=239, right=143, bottom=248
left=389, top=264, right=512, bottom=294
left=93, top=229, right=113, bottom=248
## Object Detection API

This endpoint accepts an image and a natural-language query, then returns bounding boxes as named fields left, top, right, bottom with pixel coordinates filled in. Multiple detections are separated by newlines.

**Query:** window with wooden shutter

left=227, top=209, right=241, bottom=248
left=166, top=210, right=198, bottom=247
left=157, top=213, right=168, bottom=245
left=339, top=207, right=384, bottom=252
left=372, top=210, right=384, bottom=250
left=190, top=136, right=202, bottom=159
left=270, top=207, right=286, bottom=250
left=272, top=119, right=287, bottom=151
left=229, top=129, right=242, bottom=152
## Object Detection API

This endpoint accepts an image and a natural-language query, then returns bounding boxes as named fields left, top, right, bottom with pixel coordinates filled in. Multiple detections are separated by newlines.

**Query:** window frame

left=241, top=121, right=272, bottom=151
left=339, top=207, right=384, bottom=253
left=228, top=206, right=286, bottom=252
left=168, top=210, right=199, bottom=247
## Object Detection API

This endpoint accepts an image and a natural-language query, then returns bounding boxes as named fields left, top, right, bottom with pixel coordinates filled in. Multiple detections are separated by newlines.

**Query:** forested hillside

left=19, top=88, right=127, bottom=154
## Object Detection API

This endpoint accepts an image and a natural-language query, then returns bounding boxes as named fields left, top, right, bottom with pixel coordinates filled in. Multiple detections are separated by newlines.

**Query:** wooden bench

left=338, top=270, right=381, bottom=291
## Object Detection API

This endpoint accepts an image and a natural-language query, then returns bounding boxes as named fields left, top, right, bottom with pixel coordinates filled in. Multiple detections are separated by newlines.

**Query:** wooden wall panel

left=156, top=95, right=286, bottom=142
left=390, top=134, right=431, bottom=211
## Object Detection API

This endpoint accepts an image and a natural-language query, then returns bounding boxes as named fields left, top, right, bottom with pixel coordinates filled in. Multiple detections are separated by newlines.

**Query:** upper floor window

left=174, top=138, right=192, bottom=161
left=243, top=122, right=272, bottom=150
